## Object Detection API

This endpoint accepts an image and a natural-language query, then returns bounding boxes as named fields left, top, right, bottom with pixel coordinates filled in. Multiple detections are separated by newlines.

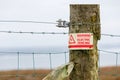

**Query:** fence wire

left=0, top=22, right=120, bottom=79
left=0, top=51, right=68, bottom=80
left=0, top=49, right=119, bottom=80
left=0, top=20, right=57, bottom=24
left=98, top=49, right=120, bottom=80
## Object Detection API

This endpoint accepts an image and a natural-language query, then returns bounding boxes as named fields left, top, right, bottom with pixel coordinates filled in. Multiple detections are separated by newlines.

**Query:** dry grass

left=0, top=66, right=120, bottom=80
left=0, top=69, right=51, bottom=80
left=100, top=66, right=120, bottom=80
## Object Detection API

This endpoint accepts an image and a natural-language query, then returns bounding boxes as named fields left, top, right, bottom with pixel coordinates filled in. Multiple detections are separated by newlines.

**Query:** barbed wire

left=1, top=30, right=120, bottom=37
left=0, top=31, right=68, bottom=35
left=101, top=34, right=120, bottom=37
left=0, top=20, right=57, bottom=24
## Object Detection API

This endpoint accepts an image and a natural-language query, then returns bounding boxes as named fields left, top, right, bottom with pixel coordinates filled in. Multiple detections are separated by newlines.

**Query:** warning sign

left=69, top=33, right=93, bottom=50
left=69, top=35, right=76, bottom=44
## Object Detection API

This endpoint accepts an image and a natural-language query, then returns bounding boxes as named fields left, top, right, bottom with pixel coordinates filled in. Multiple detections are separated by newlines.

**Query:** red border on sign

left=69, top=45, right=93, bottom=48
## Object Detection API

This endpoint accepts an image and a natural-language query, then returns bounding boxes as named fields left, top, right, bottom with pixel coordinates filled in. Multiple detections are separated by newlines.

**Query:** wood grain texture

left=69, top=4, right=100, bottom=80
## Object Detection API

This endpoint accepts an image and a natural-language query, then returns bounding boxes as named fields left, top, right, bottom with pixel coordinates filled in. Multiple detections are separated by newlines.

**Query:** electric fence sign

left=69, top=33, right=93, bottom=50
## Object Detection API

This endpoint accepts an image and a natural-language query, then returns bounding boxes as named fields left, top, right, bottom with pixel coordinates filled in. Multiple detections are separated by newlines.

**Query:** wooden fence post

left=69, top=4, right=100, bottom=80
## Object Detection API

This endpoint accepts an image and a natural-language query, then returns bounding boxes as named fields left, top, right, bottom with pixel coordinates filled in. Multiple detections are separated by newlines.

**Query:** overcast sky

left=0, top=0, right=120, bottom=50
left=0, top=0, right=120, bottom=70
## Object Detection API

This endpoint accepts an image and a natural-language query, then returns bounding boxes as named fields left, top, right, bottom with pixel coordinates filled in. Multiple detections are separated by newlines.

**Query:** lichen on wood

left=69, top=4, right=100, bottom=80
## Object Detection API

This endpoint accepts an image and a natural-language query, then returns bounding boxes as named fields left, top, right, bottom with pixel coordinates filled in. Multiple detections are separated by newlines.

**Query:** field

left=0, top=66, right=120, bottom=80
left=100, top=66, right=120, bottom=80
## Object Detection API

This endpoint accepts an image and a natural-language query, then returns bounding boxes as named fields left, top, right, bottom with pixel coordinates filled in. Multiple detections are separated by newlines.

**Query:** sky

left=0, top=0, right=120, bottom=70
left=0, top=0, right=120, bottom=49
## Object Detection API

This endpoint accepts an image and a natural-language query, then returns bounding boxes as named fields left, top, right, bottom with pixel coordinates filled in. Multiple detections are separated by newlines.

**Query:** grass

left=0, top=66, right=120, bottom=80
left=0, top=69, right=51, bottom=80
left=100, top=66, right=120, bottom=80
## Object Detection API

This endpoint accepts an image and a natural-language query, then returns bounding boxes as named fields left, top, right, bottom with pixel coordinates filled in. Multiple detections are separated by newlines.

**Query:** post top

left=70, top=4, right=100, bottom=6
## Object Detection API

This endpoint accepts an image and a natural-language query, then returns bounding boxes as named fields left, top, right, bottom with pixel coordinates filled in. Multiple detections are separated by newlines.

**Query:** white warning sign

left=69, top=33, right=93, bottom=50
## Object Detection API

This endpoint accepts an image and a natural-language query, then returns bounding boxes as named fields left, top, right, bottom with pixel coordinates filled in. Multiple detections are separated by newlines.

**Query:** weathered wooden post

left=69, top=4, right=100, bottom=80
